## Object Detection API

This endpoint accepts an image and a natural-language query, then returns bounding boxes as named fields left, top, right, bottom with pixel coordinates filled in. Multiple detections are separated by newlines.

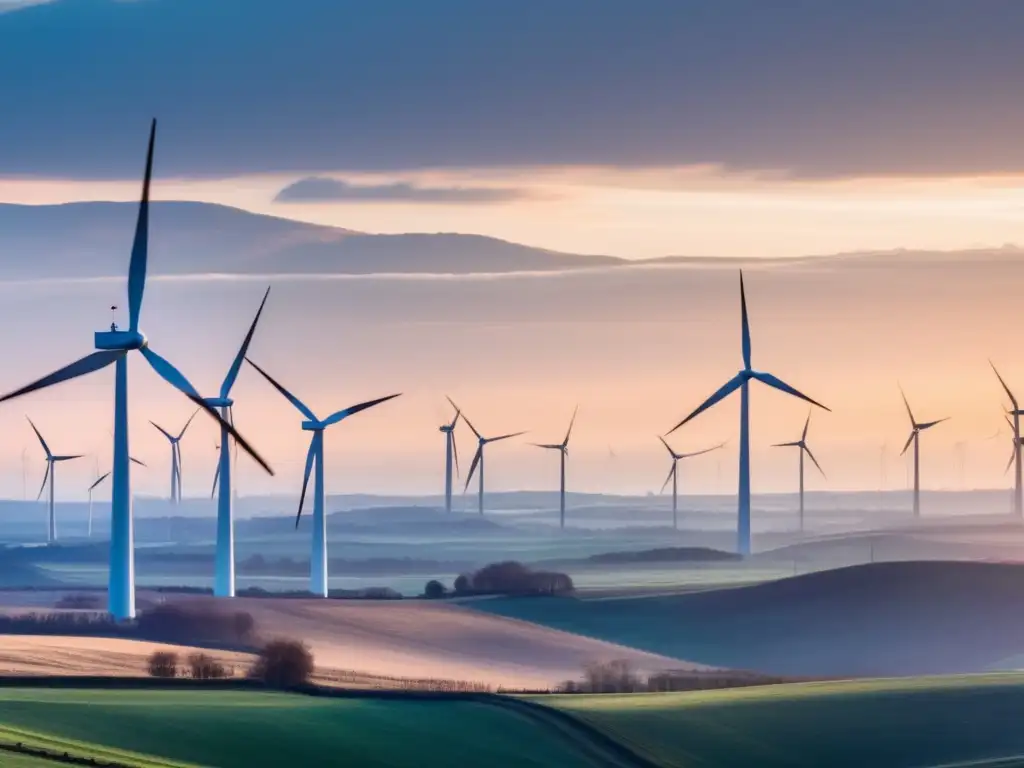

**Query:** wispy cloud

left=273, top=177, right=531, bottom=204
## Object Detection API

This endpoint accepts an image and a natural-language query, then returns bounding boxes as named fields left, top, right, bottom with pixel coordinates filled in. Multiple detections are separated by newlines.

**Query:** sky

left=1, top=0, right=1024, bottom=501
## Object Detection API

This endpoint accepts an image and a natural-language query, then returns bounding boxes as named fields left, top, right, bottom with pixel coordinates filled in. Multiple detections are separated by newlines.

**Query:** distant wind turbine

left=1005, top=415, right=1023, bottom=478
left=658, top=435, right=724, bottom=530
left=88, top=455, right=145, bottom=539
left=991, top=361, right=1023, bottom=517
left=898, top=385, right=948, bottom=518
left=439, top=398, right=461, bottom=514
left=0, top=120, right=272, bottom=620
left=460, top=408, right=525, bottom=516
left=668, top=271, right=829, bottom=555
left=246, top=358, right=399, bottom=597
left=28, top=417, right=81, bottom=543
left=150, top=409, right=199, bottom=504
left=534, top=407, right=578, bottom=530
left=772, top=410, right=825, bottom=533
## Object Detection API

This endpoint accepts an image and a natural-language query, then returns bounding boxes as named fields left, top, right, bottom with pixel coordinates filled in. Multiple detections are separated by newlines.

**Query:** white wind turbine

left=898, top=385, right=948, bottom=518
left=771, top=410, right=824, bottom=533
left=245, top=358, right=399, bottom=597
left=150, top=409, right=198, bottom=504
left=534, top=406, right=578, bottom=530
left=991, top=361, right=1023, bottom=518
left=0, top=120, right=272, bottom=620
left=668, top=271, right=829, bottom=555
left=459, top=406, right=525, bottom=516
left=28, top=417, right=81, bottom=543
left=439, top=398, right=461, bottom=514
left=658, top=435, right=724, bottom=530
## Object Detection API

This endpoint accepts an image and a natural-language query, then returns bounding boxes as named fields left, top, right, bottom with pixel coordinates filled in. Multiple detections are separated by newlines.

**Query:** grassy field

left=541, top=674, right=1024, bottom=768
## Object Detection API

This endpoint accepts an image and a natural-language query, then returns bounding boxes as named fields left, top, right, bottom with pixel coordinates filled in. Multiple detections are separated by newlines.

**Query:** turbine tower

left=460, top=408, right=525, bottom=516
left=991, top=361, right=1023, bottom=517
left=771, top=410, right=825, bottom=533
left=534, top=406, right=578, bottom=530
left=0, top=120, right=272, bottom=620
left=898, top=386, right=948, bottom=518
left=439, top=399, right=461, bottom=513
left=658, top=436, right=724, bottom=530
left=668, top=271, right=829, bottom=556
left=28, top=418, right=81, bottom=543
left=246, top=358, right=399, bottom=597
left=202, top=286, right=270, bottom=598
left=150, top=409, right=198, bottom=504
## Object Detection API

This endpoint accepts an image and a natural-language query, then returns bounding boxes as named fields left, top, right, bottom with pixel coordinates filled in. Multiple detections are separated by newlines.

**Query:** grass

left=538, top=673, right=1024, bottom=767
left=0, top=688, right=606, bottom=768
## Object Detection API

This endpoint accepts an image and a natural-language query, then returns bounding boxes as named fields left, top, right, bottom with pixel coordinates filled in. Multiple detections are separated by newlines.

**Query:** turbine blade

left=445, top=396, right=461, bottom=430
left=667, top=374, right=744, bottom=435
left=221, top=286, right=271, bottom=399
left=36, top=463, right=49, bottom=502
left=88, top=471, right=111, bottom=492
left=130, top=457, right=146, bottom=467
left=1007, top=447, right=1017, bottom=475
left=176, top=407, right=201, bottom=440
left=899, top=384, right=916, bottom=426
left=802, top=409, right=811, bottom=441
left=900, top=431, right=915, bottom=457
left=459, top=409, right=483, bottom=440
left=210, top=460, right=220, bottom=500
left=803, top=444, right=825, bottom=477
left=533, top=443, right=562, bottom=450
left=127, top=119, right=157, bottom=334
left=740, top=270, right=752, bottom=370
left=0, top=351, right=123, bottom=406
left=142, top=347, right=273, bottom=476
left=660, top=462, right=675, bottom=494
left=681, top=441, right=727, bottom=459
left=464, top=447, right=483, bottom=491
left=772, top=441, right=802, bottom=448
left=149, top=421, right=174, bottom=442
left=562, top=405, right=579, bottom=447
left=53, top=455, right=83, bottom=462
left=991, top=360, right=1019, bottom=410
left=322, top=393, right=402, bottom=427
left=487, top=431, right=525, bottom=443
left=750, top=372, right=830, bottom=411
left=244, top=358, right=317, bottom=422
left=26, top=417, right=51, bottom=459
left=657, top=435, right=679, bottom=459
left=451, top=430, right=460, bottom=478
left=917, top=418, right=949, bottom=431
left=295, top=437, right=316, bottom=529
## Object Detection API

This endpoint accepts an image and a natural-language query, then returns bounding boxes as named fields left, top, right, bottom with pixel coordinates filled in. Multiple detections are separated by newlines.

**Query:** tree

left=453, top=574, right=471, bottom=594
left=147, top=651, right=178, bottom=678
left=187, top=652, right=228, bottom=680
left=424, top=580, right=447, bottom=599
left=249, top=639, right=314, bottom=688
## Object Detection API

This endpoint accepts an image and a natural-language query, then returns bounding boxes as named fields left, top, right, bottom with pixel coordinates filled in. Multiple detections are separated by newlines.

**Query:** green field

left=1, top=677, right=1024, bottom=767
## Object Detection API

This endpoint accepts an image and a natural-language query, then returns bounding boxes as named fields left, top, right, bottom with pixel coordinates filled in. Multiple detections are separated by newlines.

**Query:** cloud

left=273, top=177, right=529, bottom=204
left=3, top=0, right=1024, bottom=179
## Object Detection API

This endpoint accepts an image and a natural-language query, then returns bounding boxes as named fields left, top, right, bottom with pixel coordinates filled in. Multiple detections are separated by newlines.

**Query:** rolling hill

left=475, top=561, right=1024, bottom=677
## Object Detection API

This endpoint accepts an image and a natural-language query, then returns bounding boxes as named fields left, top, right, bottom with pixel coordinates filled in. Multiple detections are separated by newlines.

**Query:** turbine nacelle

left=94, top=330, right=147, bottom=351
left=203, top=396, right=235, bottom=409
left=301, top=420, right=328, bottom=432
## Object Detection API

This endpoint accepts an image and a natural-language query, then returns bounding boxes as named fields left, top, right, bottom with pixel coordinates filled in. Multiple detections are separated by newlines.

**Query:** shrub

left=582, top=660, right=643, bottom=693
left=249, top=639, right=315, bottom=688
left=187, top=652, right=228, bottom=680
left=464, top=561, right=574, bottom=596
left=54, top=593, right=104, bottom=610
left=147, top=651, right=178, bottom=678
left=453, top=574, right=471, bottom=594
left=424, top=580, right=447, bottom=599
left=137, top=603, right=257, bottom=647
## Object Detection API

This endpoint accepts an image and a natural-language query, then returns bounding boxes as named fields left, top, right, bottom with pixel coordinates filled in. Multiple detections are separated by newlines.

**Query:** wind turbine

left=150, top=409, right=198, bottom=504
left=534, top=407, right=578, bottom=530
left=459, top=407, right=525, bottom=516
left=245, top=358, right=399, bottom=597
left=668, top=271, right=829, bottom=556
left=28, top=418, right=81, bottom=543
left=439, top=399, right=461, bottom=514
left=771, top=410, right=825, bottom=533
left=0, top=120, right=272, bottom=620
left=991, top=361, right=1023, bottom=517
left=658, top=436, right=724, bottom=530
left=88, top=456, right=145, bottom=539
left=203, top=286, right=270, bottom=598
left=898, top=386, right=948, bottom=518
left=1004, top=415, right=1023, bottom=481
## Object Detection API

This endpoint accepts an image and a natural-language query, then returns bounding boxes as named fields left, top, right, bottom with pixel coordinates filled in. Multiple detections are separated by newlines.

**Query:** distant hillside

left=0, top=201, right=620, bottom=278
left=474, top=561, right=1024, bottom=677
left=583, top=547, right=740, bottom=565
